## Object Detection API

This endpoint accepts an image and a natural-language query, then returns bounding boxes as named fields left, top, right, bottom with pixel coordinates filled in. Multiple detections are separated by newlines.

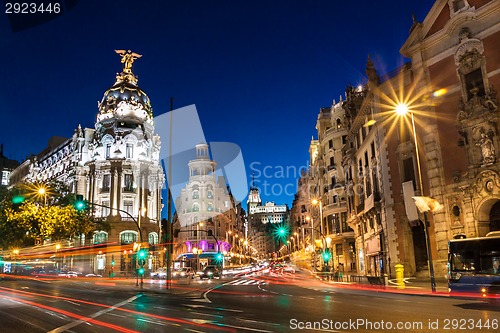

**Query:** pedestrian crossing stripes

left=226, top=278, right=262, bottom=286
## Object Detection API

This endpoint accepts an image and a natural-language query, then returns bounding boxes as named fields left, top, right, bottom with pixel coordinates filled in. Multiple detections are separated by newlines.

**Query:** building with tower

left=173, top=143, right=235, bottom=269
left=9, top=50, right=165, bottom=276
left=246, top=184, right=289, bottom=257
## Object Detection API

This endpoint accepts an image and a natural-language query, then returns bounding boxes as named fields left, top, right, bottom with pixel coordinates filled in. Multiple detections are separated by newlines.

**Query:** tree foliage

left=0, top=181, right=108, bottom=250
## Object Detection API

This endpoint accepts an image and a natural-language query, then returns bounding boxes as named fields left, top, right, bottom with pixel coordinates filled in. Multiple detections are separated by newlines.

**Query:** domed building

left=9, top=51, right=165, bottom=276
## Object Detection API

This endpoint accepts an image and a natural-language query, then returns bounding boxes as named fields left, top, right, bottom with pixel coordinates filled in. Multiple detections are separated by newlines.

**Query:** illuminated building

left=9, top=51, right=165, bottom=275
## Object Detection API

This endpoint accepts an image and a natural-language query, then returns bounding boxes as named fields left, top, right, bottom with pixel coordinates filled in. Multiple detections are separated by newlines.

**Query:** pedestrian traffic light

left=322, top=250, right=331, bottom=262
left=74, top=194, right=86, bottom=211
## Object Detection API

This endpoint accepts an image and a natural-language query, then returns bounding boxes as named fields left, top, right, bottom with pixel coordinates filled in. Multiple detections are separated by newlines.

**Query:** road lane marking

left=220, top=323, right=274, bottom=332
left=47, top=295, right=142, bottom=333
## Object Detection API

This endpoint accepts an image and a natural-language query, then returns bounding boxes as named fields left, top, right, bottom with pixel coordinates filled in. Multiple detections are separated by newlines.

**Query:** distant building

left=0, top=145, right=19, bottom=187
left=247, top=185, right=290, bottom=256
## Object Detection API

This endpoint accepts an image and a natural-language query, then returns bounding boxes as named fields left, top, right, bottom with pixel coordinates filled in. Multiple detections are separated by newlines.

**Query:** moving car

left=173, top=267, right=194, bottom=279
left=150, top=268, right=167, bottom=279
left=199, top=265, right=221, bottom=279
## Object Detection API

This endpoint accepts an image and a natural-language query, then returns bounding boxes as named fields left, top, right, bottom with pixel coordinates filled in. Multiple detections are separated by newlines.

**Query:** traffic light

left=138, top=249, right=147, bottom=259
left=322, top=250, right=331, bottom=262
left=278, top=227, right=286, bottom=236
left=74, top=194, right=86, bottom=211
left=138, top=267, right=145, bottom=275
left=12, top=195, right=25, bottom=210
left=215, top=252, right=223, bottom=263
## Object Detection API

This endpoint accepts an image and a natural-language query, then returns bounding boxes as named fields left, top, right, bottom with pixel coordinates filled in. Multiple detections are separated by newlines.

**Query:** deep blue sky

left=0, top=0, right=435, bottom=210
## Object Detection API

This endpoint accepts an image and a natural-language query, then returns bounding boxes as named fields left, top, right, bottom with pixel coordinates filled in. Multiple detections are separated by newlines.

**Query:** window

left=207, top=203, right=213, bottom=212
left=148, top=232, right=159, bottom=245
left=207, top=190, right=213, bottom=199
left=120, top=231, right=138, bottom=244
left=403, top=157, right=416, bottom=187
left=328, top=140, right=333, bottom=149
left=93, top=231, right=108, bottom=244
left=192, top=191, right=199, bottom=199
left=105, top=144, right=111, bottom=158
left=124, top=174, right=134, bottom=192
left=193, top=203, right=199, bottom=212
left=1, top=170, right=9, bottom=186
left=102, top=174, right=111, bottom=192
left=101, top=201, right=110, bottom=217
left=123, top=201, right=133, bottom=215
left=126, top=144, right=133, bottom=158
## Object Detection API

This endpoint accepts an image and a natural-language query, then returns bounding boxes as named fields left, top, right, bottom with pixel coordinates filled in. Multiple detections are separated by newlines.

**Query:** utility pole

left=166, top=97, right=174, bottom=289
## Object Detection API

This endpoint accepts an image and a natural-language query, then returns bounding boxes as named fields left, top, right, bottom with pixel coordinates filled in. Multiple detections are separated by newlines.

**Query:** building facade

left=400, top=0, right=500, bottom=276
left=308, top=101, right=355, bottom=272
left=174, top=143, right=236, bottom=268
left=9, top=51, right=165, bottom=275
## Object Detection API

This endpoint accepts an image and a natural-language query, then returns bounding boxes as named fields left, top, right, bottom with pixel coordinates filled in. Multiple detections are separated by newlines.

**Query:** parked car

left=199, top=265, right=221, bottom=279
left=173, top=267, right=194, bottom=279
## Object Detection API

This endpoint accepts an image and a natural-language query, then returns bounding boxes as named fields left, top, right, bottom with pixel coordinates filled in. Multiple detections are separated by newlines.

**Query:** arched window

left=192, top=190, right=199, bottom=199
left=93, top=231, right=108, bottom=244
left=148, top=232, right=159, bottom=245
left=120, top=230, right=138, bottom=245
left=192, top=203, right=199, bottom=212
left=207, top=203, right=214, bottom=211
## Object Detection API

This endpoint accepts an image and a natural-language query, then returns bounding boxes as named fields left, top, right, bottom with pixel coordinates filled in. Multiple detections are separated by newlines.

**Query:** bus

left=448, top=233, right=500, bottom=299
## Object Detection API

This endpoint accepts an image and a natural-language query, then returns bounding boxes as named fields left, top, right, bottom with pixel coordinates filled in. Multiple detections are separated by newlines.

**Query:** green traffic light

left=12, top=195, right=25, bottom=205
left=138, top=249, right=147, bottom=259
left=322, top=251, right=331, bottom=261
left=138, top=267, right=145, bottom=275
left=74, top=194, right=86, bottom=211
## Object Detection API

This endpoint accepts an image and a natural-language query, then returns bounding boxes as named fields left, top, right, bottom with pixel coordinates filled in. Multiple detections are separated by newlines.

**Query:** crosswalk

left=225, top=278, right=263, bottom=286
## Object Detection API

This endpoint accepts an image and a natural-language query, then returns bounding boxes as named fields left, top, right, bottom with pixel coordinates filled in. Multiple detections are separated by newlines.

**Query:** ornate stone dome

left=96, top=50, right=153, bottom=123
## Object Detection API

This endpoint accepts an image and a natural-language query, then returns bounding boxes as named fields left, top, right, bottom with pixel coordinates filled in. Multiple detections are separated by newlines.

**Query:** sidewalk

left=313, top=272, right=449, bottom=295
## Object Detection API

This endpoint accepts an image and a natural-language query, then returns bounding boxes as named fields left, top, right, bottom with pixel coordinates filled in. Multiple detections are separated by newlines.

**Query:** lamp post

left=396, top=103, right=437, bottom=293
left=37, top=187, right=47, bottom=206
left=311, top=199, right=324, bottom=237
left=305, top=216, right=315, bottom=270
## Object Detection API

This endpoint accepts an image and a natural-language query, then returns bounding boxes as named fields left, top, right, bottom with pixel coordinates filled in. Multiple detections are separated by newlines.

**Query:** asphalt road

left=0, top=269, right=498, bottom=332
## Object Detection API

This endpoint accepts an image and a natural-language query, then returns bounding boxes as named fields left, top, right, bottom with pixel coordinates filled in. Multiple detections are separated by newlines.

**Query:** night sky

left=0, top=0, right=436, bottom=210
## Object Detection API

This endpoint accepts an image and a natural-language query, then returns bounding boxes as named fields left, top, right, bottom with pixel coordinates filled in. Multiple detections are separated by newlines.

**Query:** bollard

left=395, top=264, right=405, bottom=289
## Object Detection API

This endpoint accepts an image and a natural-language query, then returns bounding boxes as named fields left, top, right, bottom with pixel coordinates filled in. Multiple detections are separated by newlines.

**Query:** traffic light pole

left=308, top=227, right=330, bottom=271
left=76, top=198, right=144, bottom=286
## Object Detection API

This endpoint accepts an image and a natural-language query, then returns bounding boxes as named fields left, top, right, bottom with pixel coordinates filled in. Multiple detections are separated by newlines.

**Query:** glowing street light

left=395, top=102, right=437, bottom=293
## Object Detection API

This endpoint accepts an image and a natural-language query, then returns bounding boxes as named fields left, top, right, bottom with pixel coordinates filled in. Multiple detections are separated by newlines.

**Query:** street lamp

left=311, top=198, right=324, bottom=239
left=396, top=103, right=437, bottom=293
